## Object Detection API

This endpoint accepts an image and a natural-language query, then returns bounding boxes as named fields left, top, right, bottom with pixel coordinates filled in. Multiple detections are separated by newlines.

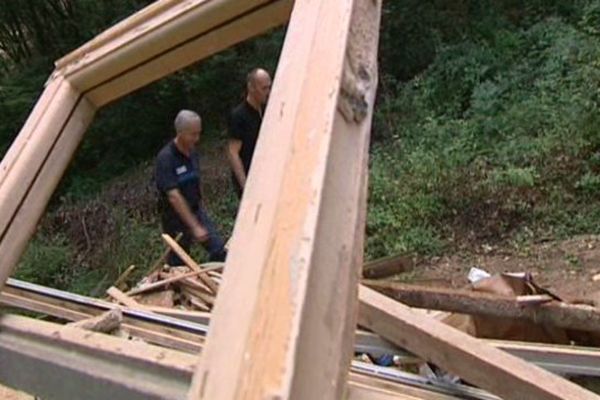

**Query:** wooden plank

left=106, top=286, right=142, bottom=308
left=0, top=77, right=81, bottom=229
left=145, top=307, right=211, bottom=325
left=0, top=94, right=95, bottom=290
left=61, top=0, right=292, bottom=92
left=362, top=255, right=413, bottom=279
left=347, top=383, right=424, bottom=400
left=0, top=315, right=461, bottom=400
left=189, top=0, right=382, bottom=398
left=147, top=232, right=183, bottom=277
left=86, top=0, right=293, bottom=106
left=55, top=0, right=184, bottom=68
left=127, top=270, right=202, bottom=296
left=0, top=72, right=63, bottom=186
left=358, top=285, right=600, bottom=400
left=349, top=373, right=460, bottom=400
left=364, top=280, right=600, bottom=332
left=0, top=313, right=196, bottom=400
left=0, top=292, right=90, bottom=321
left=161, top=234, right=219, bottom=294
left=1, top=286, right=204, bottom=354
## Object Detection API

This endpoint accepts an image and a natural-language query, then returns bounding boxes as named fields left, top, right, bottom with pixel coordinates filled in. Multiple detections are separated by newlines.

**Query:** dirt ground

left=402, top=234, right=600, bottom=302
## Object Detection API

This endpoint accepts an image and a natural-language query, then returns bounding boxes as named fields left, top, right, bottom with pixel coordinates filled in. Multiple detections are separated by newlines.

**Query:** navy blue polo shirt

left=155, top=141, right=201, bottom=226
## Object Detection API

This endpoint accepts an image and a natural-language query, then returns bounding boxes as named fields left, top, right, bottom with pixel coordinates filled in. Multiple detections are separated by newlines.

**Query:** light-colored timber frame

left=1, top=1, right=599, bottom=399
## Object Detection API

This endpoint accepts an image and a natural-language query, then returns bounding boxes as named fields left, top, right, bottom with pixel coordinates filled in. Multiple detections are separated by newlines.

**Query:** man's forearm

left=168, top=190, right=202, bottom=231
left=228, top=152, right=247, bottom=188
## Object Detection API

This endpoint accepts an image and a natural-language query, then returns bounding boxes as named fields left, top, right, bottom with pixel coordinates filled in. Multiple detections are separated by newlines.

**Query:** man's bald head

left=246, top=68, right=272, bottom=107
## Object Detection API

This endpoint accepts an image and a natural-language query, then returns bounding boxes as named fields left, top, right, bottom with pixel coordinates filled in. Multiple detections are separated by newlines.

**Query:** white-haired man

left=155, top=110, right=226, bottom=265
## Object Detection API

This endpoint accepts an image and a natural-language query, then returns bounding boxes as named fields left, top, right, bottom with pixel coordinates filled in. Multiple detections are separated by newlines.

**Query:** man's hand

left=167, top=189, right=208, bottom=241
left=192, top=225, right=209, bottom=242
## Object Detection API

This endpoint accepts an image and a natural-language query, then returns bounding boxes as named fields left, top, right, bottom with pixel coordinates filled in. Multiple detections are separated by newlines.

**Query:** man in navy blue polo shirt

left=155, top=110, right=227, bottom=265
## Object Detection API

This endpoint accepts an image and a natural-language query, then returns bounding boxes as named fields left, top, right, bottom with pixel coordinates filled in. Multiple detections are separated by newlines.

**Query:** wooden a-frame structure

left=0, top=0, right=599, bottom=399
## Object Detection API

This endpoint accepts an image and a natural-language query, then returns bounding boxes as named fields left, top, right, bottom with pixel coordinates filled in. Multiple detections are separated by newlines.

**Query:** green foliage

left=576, top=173, right=600, bottom=196
left=14, top=236, right=74, bottom=289
left=366, top=1, right=600, bottom=258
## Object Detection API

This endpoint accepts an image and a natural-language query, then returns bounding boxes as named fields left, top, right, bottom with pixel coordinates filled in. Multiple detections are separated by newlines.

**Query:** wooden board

left=0, top=93, right=95, bottom=291
left=55, top=0, right=184, bottom=68
left=358, top=285, right=600, bottom=400
left=161, top=234, right=218, bottom=294
left=0, top=73, right=63, bottom=186
left=0, top=286, right=204, bottom=354
left=188, top=0, right=382, bottom=398
left=364, top=280, right=600, bottom=332
left=61, top=0, right=292, bottom=93
left=86, top=0, right=293, bottom=106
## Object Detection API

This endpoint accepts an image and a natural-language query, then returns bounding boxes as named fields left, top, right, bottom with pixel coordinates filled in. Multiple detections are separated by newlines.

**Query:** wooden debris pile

left=106, top=234, right=223, bottom=313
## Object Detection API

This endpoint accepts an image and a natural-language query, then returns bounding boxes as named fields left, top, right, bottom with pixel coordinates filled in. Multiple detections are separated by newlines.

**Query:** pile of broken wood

left=54, top=233, right=600, bottom=399
left=105, top=234, right=223, bottom=314
left=5, top=237, right=600, bottom=399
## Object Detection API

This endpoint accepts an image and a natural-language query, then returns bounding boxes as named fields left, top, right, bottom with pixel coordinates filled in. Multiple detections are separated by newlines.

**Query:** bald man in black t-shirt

left=227, top=68, right=272, bottom=198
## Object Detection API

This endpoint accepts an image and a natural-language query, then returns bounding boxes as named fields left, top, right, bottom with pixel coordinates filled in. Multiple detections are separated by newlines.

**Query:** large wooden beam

left=0, top=84, right=95, bottom=291
left=58, top=0, right=292, bottom=104
left=0, top=314, right=198, bottom=400
left=0, top=314, right=460, bottom=400
left=85, top=0, right=292, bottom=106
left=364, top=280, right=600, bottom=332
left=188, top=0, right=382, bottom=398
left=358, top=285, right=600, bottom=400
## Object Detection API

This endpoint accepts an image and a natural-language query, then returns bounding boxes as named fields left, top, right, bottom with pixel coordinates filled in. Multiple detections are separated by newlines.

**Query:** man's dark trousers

left=162, top=207, right=226, bottom=265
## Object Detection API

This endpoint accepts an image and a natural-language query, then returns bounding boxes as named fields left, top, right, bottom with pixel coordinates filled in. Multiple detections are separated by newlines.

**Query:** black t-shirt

left=228, top=100, right=263, bottom=174
left=154, top=141, right=201, bottom=226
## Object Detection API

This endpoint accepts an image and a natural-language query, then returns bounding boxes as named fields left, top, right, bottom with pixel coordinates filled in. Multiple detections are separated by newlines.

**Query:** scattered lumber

left=68, top=308, right=122, bottom=333
left=147, top=232, right=183, bottom=277
left=364, top=280, right=600, bottom=333
left=362, top=255, right=413, bottom=280
left=127, top=270, right=202, bottom=297
left=106, top=286, right=142, bottom=308
left=2, top=281, right=204, bottom=353
left=161, top=234, right=218, bottom=294
left=358, top=285, right=600, bottom=400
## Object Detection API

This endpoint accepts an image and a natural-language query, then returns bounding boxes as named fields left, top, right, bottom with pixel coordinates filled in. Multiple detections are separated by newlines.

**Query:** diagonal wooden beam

left=58, top=0, right=292, bottom=103
left=85, top=0, right=293, bottom=106
left=0, top=86, right=95, bottom=291
left=188, top=0, right=382, bottom=398
left=358, top=285, right=600, bottom=400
